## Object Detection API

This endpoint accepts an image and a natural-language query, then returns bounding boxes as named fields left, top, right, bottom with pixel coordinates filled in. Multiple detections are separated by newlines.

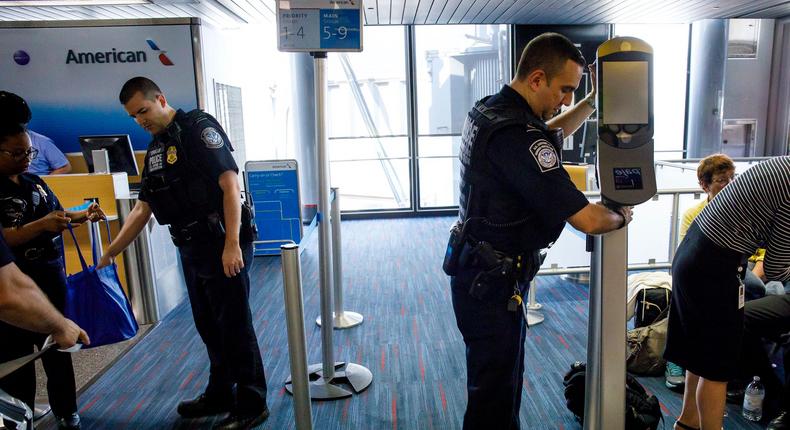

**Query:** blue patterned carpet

left=38, top=217, right=764, bottom=429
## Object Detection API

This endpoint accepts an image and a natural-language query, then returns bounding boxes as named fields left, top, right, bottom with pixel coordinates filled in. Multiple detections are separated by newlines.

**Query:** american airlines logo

left=63, top=39, right=174, bottom=66
left=146, top=39, right=174, bottom=66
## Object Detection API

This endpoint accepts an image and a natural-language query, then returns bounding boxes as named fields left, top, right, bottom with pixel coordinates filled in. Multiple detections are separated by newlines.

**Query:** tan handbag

left=626, top=307, right=669, bottom=376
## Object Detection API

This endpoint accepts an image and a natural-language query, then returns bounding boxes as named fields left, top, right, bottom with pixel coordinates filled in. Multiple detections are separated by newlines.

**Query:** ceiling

left=0, top=0, right=788, bottom=28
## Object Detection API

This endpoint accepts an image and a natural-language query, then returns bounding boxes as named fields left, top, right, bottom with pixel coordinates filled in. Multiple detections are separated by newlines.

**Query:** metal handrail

left=536, top=187, right=707, bottom=277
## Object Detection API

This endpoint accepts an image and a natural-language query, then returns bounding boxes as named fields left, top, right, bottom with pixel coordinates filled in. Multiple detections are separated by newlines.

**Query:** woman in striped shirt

left=666, top=155, right=790, bottom=430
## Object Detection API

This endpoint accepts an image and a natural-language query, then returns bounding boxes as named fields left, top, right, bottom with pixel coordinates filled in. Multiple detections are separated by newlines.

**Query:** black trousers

left=179, top=240, right=267, bottom=414
left=740, top=294, right=790, bottom=412
left=0, top=258, right=77, bottom=419
left=451, top=273, right=528, bottom=430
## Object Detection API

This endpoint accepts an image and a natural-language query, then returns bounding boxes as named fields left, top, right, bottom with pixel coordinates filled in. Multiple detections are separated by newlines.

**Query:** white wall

left=724, top=19, right=775, bottom=155
left=200, top=22, right=296, bottom=176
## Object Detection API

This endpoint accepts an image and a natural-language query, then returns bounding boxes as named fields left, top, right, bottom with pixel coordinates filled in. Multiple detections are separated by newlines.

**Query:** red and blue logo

left=13, top=50, right=30, bottom=66
left=145, top=39, right=174, bottom=66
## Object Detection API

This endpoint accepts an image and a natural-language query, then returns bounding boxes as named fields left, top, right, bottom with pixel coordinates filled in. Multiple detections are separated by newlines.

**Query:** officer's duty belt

left=169, top=219, right=217, bottom=244
left=462, top=235, right=541, bottom=281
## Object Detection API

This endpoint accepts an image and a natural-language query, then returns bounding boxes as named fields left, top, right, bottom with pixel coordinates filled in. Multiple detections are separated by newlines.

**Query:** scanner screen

left=602, top=61, right=649, bottom=125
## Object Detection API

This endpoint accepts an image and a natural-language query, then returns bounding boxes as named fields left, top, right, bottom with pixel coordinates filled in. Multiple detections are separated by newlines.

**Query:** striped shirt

left=695, top=155, right=790, bottom=282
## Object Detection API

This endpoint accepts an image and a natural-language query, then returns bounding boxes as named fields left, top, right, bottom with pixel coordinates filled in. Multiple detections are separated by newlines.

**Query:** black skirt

left=664, top=221, right=746, bottom=382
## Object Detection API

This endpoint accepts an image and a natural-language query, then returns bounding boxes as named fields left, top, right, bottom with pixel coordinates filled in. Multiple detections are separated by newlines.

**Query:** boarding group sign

left=277, top=0, right=363, bottom=52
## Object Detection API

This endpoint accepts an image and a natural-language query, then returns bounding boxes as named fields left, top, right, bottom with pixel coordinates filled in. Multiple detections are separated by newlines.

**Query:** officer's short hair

left=515, top=33, right=586, bottom=82
left=697, top=153, right=734, bottom=186
left=0, top=91, right=32, bottom=126
left=119, top=77, right=163, bottom=105
left=0, top=122, right=26, bottom=145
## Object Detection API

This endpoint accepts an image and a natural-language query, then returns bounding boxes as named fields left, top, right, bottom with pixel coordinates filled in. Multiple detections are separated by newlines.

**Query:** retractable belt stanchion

left=316, top=187, right=363, bottom=329
left=281, top=243, right=313, bottom=430
left=526, top=280, right=544, bottom=326
left=283, top=52, right=372, bottom=400
left=584, top=37, right=656, bottom=430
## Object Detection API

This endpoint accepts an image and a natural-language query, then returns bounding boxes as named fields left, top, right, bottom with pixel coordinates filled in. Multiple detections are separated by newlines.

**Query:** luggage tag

left=738, top=282, right=745, bottom=310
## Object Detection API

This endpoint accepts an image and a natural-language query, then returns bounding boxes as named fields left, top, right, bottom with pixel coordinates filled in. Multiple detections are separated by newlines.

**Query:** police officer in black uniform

left=99, top=77, right=268, bottom=429
left=444, top=33, right=633, bottom=429
left=0, top=115, right=104, bottom=429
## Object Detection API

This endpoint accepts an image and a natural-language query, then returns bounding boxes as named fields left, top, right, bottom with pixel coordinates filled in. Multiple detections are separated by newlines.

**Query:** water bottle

left=743, top=375, right=765, bottom=421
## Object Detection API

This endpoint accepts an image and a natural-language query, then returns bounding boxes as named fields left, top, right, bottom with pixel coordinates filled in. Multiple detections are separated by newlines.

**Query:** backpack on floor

left=562, top=361, right=663, bottom=430
left=635, top=288, right=671, bottom=328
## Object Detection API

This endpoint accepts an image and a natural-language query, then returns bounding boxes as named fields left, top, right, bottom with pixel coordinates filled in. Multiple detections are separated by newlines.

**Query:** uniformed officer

left=446, top=33, right=633, bottom=429
left=98, top=77, right=268, bottom=430
left=0, top=121, right=104, bottom=430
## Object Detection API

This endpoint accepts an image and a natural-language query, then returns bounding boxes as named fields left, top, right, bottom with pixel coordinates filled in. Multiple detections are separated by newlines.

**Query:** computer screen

left=79, top=135, right=139, bottom=177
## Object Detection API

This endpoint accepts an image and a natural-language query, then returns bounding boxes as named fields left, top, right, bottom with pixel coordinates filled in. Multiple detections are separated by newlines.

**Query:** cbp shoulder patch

left=529, top=139, right=559, bottom=172
left=201, top=127, right=224, bottom=149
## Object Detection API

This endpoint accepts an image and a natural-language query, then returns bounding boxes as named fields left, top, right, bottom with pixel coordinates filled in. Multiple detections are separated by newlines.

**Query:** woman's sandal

left=675, top=421, right=700, bottom=430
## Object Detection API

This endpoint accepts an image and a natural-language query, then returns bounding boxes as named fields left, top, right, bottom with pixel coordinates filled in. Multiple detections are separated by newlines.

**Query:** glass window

left=326, top=26, right=410, bottom=211
left=414, top=24, right=510, bottom=208
left=728, top=19, right=759, bottom=59
left=613, top=24, right=689, bottom=160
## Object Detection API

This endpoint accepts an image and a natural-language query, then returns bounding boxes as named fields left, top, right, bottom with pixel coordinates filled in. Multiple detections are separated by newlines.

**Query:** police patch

left=201, top=127, right=224, bottom=149
left=148, top=146, right=164, bottom=172
left=529, top=139, right=559, bottom=172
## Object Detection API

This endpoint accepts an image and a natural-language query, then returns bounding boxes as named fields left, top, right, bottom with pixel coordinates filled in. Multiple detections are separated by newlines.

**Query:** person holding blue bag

left=0, top=121, right=105, bottom=430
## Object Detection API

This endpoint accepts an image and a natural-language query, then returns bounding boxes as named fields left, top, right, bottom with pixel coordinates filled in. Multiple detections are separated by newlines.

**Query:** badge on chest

left=166, top=146, right=178, bottom=165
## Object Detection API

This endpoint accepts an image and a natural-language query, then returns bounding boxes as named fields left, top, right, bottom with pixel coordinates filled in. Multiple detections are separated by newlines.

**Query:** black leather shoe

left=56, top=413, right=81, bottom=430
left=212, top=407, right=270, bottom=430
left=769, top=411, right=790, bottom=430
left=177, top=394, right=232, bottom=418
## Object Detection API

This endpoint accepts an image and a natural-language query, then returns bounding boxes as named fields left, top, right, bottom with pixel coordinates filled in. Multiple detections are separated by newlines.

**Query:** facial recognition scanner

left=79, top=135, right=139, bottom=177
left=583, top=37, right=655, bottom=430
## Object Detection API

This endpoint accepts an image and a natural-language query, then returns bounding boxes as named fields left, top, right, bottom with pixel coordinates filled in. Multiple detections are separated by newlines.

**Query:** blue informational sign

left=245, top=160, right=303, bottom=256
left=277, top=0, right=362, bottom=52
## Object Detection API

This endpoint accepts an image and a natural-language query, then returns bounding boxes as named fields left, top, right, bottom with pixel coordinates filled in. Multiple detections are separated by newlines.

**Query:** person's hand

left=588, top=62, right=597, bottom=96
left=618, top=206, right=633, bottom=227
left=86, top=203, right=106, bottom=222
left=97, top=253, right=113, bottom=269
left=222, top=243, right=244, bottom=278
left=41, top=210, right=71, bottom=232
left=52, top=318, right=90, bottom=349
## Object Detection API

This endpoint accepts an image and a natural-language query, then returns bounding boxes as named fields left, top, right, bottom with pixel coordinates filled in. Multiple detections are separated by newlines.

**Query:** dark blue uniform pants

left=451, top=278, right=528, bottom=430
left=179, top=241, right=267, bottom=414
left=0, top=258, right=77, bottom=421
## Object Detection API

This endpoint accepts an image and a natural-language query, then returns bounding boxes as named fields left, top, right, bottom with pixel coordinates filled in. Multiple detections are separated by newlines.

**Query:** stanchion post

left=280, top=244, right=313, bottom=430
left=313, top=51, right=337, bottom=383
left=316, top=188, right=363, bottom=329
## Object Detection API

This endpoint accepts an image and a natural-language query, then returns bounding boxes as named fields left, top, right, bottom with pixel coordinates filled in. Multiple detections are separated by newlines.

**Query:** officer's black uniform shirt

left=480, top=85, right=588, bottom=252
left=0, top=173, right=64, bottom=259
left=0, top=231, right=14, bottom=268
left=139, top=109, right=238, bottom=206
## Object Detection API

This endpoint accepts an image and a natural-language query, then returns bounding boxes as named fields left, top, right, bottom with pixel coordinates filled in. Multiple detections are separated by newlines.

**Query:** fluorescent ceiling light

left=0, top=0, right=150, bottom=6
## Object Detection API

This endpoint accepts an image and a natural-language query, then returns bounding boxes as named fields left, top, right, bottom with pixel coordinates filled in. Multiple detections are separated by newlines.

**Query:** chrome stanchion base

left=315, top=311, right=364, bottom=329
left=527, top=309, right=544, bottom=326
left=33, top=402, right=51, bottom=420
left=286, top=361, right=373, bottom=399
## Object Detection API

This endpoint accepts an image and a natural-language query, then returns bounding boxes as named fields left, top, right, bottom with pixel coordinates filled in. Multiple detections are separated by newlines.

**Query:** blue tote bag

left=63, top=221, right=138, bottom=348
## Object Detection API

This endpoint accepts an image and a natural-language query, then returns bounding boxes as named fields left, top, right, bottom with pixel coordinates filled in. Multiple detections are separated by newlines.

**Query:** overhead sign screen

left=277, top=0, right=363, bottom=52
